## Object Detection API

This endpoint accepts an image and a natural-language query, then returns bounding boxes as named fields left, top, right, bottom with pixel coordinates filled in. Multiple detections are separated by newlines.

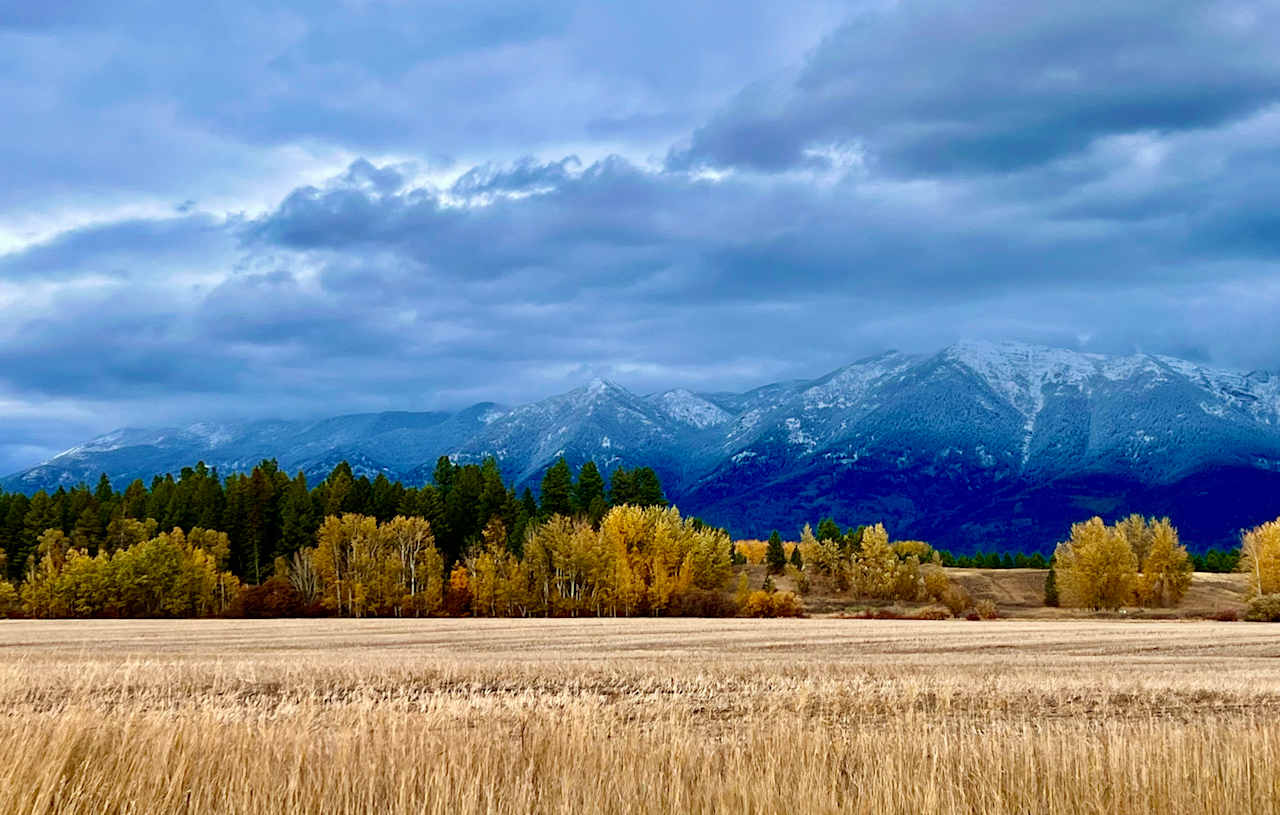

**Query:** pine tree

left=1044, top=559, right=1059, bottom=607
left=575, top=461, right=606, bottom=523
left=432, top=456, right=456, bottom=495
left=817, top=517, right=842, bottom=542
left=608, top=467, right=634, bottom=506
left=789, top=542, right=804, bottom=570
left=629, top=467, right=666, bottom=507
left=279, top=472, right=315, bottom=557
left=765, top=530, right=787, bottom=574
left=539, top=458, right=574, bottom=518
left=94, top=473, right=114, bottom=504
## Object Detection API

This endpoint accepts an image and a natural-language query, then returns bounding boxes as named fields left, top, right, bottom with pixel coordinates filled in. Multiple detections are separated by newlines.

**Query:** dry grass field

left=1, top=618, right=1279, bottom=814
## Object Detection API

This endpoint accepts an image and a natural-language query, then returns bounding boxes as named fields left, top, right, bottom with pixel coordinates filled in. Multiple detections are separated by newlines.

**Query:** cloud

left=3, top=0, right=1280, bottom=474
left=671, top=0, right=1280, bottom=176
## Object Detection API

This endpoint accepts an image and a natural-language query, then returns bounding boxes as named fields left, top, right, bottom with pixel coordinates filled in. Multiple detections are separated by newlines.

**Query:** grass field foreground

left=1, top=618, right=1278, bottom=814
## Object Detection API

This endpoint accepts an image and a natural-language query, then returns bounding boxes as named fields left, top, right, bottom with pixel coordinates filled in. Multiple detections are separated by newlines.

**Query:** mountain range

left=8, top=340, right=1280, bottom=553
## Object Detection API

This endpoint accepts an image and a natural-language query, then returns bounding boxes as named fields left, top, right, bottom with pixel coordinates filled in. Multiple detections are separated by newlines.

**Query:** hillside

left=771, top=567, right=1251, bottom=617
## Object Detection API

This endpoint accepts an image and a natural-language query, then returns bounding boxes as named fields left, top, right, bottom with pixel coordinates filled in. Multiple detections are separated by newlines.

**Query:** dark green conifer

left=539, top=457, right=574, bottom=518
left=765, top=530, right=787, bottom=574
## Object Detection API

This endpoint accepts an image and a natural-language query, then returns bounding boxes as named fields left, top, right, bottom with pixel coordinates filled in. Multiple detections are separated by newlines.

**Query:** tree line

left=3, top=457, right=1276, bottom=619
left=0, top=456, right=667, bottom=586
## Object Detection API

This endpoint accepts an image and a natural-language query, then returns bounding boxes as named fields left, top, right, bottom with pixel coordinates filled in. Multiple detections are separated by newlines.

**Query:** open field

left=1, top=618, right=1279, bottom=814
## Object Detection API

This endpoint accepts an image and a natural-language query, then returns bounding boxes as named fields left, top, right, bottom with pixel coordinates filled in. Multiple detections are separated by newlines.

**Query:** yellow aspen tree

left=799, top=523, right=818, bottom=561
left=1054, top=517, right=1138, bottom=609
left=0, top=579, right=17, bottom=617
left=384, top=515, right=435, bottom=611
left=1115, top=513, right=1154, bottom=565
left=854, top=523, right=898, bottom=600
left=1136, top=518, right=1191, bottom=607
left=1239, top=518, right=1280, bottom=598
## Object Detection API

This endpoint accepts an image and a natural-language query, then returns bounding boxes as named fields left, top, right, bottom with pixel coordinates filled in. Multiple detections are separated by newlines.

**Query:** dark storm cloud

left=671, top=0, right=1280, bottom=176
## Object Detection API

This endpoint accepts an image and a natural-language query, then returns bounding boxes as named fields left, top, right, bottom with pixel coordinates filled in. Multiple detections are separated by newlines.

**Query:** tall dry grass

left=0, top=618, right=1277, bottom=814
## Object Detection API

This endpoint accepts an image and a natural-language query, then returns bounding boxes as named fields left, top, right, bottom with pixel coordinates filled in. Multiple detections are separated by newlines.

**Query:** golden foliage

left=1239, top=518, right=1280, bottom=598
left=739, top=590, right=804, bottom=617
left=0, top=579, right=17, bottom=617
left=1054, top=517, right=1137, bottom=609
left=1056, top=516, right=1191, bottom=609
left=1136, top=518, right=1192, bottom=607
left=20, top=527, right=239, bottom=618
left=308, top=514, right=444, bottom=617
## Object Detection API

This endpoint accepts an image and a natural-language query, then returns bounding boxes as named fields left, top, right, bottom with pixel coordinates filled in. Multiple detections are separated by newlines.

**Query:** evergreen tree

left=1044, top=559, right=1059, bottom=607
left=575, top=461, right=606, bottom=523
left=370, top=473, right=402, bottom=522
left=817, top=517, right=842, bottom=542
left=789, top=542, right=804, bottom=570
left=844, top=524, right=866, bottom=554
left=608, top=467, right=635, bottom=506
left=279, top=472, right=316, bottom=557
left=629, top=467, right=666, bottom=507
left=323, top=461, right=356, bottom=517
left=432, top=456, right=456, bottom=495
left=94, top=473, right=114, bottom=504
left=519, top=488, right=538, bottom=522
left=539, top=457, right=574, bottom=518
left=121, top=479, right=148, bottom=519
left=20, top=491, right=58, bottom=572
left=765, top=530, right=787, bottom=574
left=1, top=494, right=28, bottom=581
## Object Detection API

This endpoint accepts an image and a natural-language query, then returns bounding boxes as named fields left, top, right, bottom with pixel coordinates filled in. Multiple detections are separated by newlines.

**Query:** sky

left=3, top=0, right=1280, bottom=475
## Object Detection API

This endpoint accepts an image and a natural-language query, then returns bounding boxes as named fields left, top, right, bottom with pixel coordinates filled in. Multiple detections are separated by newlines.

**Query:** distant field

left=1, top=618, right=1278, bottom=814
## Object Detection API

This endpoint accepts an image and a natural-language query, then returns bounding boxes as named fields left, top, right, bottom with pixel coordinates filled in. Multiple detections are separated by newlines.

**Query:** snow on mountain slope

left=648, top=389, right=731, bottom=429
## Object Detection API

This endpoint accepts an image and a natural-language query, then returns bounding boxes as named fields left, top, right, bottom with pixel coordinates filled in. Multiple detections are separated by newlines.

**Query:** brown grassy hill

left=756, top=564, right=1251, bottom=617
left=947, top=568, right=1249, bottom=617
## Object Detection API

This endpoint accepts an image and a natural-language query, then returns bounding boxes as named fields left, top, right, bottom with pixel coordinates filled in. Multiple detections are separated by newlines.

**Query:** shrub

left=975, top=599, right=999, bottom=620
left=233, top=575, right=313, bottom=618
left=1210, top=608, right=1239, bottom=622
left=792, top=569, right=811, bottom=595
left=913, top=605, right=950, bottom=620
left=669, top=589, right=739, bottom=617
left=741, top=590, right=804, bottom=618
left=921, top=564, right=949, bottom=602
left=941, top=585, right=973, bottom=617
left=1243, top=594, right=1280, bottom=622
